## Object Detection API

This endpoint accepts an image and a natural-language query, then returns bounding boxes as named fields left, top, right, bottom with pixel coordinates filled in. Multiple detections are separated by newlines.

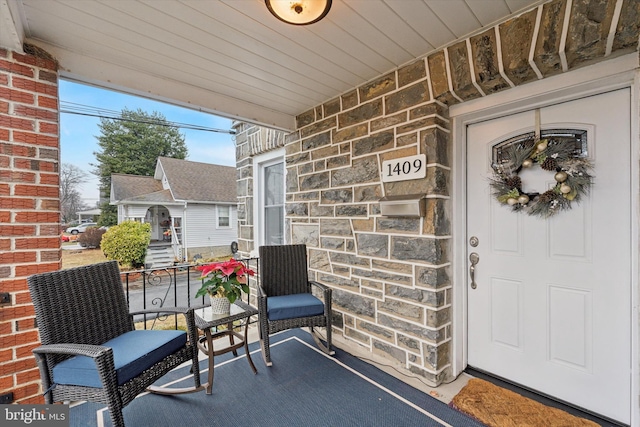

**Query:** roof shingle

left=157, top=157, right=236, bottom=203
left=111, top=158, right=237, bottom=204
left=111, top=174, right=163, bottom=201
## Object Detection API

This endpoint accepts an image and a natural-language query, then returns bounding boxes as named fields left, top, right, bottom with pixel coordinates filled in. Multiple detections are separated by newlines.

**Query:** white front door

left=466, top=89, right=631, bottom=423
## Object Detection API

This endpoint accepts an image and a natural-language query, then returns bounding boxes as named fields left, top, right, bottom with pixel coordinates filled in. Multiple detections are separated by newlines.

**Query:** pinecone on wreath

left=505, top=176, right=522, bottom=189
left=541, top=157, right=557, bottom=171
left=538, top=189, right=556, bottom=203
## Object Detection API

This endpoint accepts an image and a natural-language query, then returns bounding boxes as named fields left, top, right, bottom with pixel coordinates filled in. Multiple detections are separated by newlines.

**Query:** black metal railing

left=121, top=257, right=259, bottom=330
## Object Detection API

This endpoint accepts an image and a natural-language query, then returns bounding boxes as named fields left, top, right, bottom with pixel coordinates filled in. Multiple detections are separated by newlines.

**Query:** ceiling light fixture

left=265, top=0, right=332, bottom=25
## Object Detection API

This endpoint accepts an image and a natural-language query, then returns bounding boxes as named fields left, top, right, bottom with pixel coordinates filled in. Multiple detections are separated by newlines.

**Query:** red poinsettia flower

left=217, top=259, right=239, bottom=276
left=195, top=258, right=255, bottom=303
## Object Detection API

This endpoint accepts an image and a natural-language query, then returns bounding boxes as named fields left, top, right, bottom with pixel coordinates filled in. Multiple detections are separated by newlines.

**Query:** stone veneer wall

left=236, top=0, right=639, bottom=385
left=235, top=122, right=287, bottom=255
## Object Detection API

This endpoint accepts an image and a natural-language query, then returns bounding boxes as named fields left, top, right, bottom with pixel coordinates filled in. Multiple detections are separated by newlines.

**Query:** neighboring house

left=110, top=157, right=237, bottom=262
left=76, top=208, right=101, bottom=223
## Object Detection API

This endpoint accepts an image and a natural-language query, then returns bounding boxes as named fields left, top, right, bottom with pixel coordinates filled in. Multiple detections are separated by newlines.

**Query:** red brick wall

left=0, top=46, right=60, bottom=404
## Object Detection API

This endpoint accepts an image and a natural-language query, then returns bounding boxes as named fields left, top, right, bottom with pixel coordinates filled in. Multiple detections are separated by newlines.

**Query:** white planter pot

left=209, top=295, right=231, bottom=315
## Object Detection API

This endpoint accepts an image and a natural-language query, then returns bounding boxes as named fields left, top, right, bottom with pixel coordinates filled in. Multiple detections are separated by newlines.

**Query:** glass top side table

left=194, top=300, right=258, bottom=394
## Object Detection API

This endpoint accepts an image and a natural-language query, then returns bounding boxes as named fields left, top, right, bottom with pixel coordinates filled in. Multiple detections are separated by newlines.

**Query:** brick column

left=0, top=45, right=60, bottom=404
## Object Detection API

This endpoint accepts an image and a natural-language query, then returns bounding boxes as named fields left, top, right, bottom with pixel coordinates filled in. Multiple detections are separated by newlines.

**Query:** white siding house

left=184, top=204, right=238, bottom=251
left=110, top=157, right=238, bottom=261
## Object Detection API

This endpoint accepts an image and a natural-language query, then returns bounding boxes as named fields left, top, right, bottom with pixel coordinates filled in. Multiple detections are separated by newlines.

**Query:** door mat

left=450, top=378, right=599, bottom=427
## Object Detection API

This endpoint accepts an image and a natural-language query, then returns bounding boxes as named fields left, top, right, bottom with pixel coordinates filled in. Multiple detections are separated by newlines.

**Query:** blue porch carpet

left=70, top=329, right=483, bottom=426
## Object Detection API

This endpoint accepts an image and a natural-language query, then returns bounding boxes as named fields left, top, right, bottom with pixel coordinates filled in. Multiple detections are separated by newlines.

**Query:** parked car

left=65, top=222, right=97, bottom=235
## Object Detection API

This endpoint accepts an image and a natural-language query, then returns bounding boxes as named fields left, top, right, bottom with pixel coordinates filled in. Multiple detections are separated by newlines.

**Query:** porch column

left=0, top=45, right=60, bottom=404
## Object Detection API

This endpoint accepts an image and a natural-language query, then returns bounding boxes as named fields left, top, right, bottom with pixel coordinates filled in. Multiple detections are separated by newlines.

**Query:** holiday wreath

left=490, top=138, right=594, bottom=217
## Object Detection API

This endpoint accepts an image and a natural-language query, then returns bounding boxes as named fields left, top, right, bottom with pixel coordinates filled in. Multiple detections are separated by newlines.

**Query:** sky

left=59, top=80, right=236, bottom=207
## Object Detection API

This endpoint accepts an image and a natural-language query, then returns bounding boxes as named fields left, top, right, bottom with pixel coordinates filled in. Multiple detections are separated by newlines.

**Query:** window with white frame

left=253, top=149, right=285, bottom=254
left=217, top=205, right=230, bottom=228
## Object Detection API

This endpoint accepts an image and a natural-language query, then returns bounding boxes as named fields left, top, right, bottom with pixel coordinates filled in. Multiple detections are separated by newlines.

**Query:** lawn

left=61, top=246, right=108, bottom=269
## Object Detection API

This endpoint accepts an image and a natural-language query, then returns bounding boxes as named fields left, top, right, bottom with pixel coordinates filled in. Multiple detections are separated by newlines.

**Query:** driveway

left=124, top=269, right=206, bottom=322
left=62, top=244, right=84, bottom=250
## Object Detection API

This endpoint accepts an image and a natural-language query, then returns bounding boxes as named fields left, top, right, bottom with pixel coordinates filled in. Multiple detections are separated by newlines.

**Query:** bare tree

left=60, top=163, right=89, bottom=223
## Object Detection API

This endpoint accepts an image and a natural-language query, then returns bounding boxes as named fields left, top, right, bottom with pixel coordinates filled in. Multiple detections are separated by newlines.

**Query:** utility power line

left=60, top=101, right=236, bottom=134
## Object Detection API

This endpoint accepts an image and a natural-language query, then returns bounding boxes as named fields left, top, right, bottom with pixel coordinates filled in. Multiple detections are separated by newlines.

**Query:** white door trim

left=450, top=52, right=639, bottom=424
left=251, top=148, right=285, bottom=257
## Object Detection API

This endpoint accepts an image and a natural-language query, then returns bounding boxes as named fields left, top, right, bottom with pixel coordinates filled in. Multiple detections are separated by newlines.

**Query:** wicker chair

left=258, top=244, right=334, bottom=366
left=27, top=261, right=202, bottom=427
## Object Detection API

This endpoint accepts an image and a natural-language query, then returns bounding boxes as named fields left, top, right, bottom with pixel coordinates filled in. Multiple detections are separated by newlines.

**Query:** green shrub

left=100, top=221, right=151, bottom=268
left=77, top=227, right=105, bottom=248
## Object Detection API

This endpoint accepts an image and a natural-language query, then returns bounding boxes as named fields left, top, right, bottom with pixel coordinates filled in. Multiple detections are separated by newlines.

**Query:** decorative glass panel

left=265, top=206, right=284, bottom=245
left=265, top=163, right=284, bottom=206
left=492, top=129, right=588, bottom=164
left=264, top=162, right=284, bottom=245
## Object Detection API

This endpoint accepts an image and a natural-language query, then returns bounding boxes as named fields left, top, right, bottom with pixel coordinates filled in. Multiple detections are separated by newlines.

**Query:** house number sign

left=381, top=154, right=426, bottom=183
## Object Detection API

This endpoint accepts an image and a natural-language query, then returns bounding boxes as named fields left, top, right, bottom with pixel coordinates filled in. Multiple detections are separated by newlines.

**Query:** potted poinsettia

left=195, top=259, right=254, bottom=314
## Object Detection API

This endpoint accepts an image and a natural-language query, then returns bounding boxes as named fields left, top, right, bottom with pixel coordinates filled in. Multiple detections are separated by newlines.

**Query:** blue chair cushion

left=52, top=330, right=186, bottom=388
left=267, top=293, right=325, bottom=321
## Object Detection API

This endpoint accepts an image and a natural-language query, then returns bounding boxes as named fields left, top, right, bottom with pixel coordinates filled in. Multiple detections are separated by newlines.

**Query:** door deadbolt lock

left=469, top=236, right=479, bottom=247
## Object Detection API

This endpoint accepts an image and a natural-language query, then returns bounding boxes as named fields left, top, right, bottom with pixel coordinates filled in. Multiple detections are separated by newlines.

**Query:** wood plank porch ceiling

left=8, top=0, right=543, bottom=130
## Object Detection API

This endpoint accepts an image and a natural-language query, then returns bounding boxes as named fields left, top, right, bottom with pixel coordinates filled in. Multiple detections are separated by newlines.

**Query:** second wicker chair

left=258, top=244, right=334, bottom=366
